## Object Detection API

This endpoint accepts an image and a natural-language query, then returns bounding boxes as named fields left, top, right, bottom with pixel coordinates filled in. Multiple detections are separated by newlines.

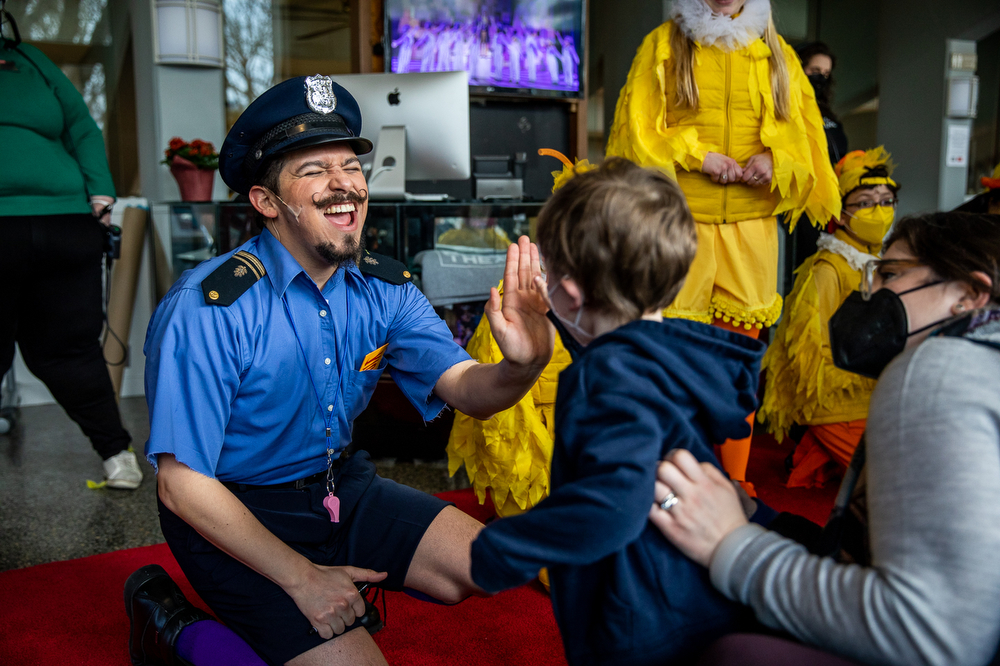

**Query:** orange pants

left=787, top=419, right=867, bottom=488
left=712, top=318, right=760, bottom=496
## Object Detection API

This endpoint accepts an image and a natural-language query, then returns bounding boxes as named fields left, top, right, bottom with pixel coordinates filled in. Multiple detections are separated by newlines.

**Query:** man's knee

left=405, top=506, right=486, bottom=603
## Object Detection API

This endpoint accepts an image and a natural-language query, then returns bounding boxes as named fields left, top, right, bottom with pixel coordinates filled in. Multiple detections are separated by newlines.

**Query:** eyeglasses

left=860, top=258, right=924, bottom=300
left=845, top=199, right=898, bottom=210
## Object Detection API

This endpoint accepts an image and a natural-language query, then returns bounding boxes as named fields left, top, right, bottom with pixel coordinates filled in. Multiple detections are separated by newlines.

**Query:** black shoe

left=124, top=564, right=214, bottom=666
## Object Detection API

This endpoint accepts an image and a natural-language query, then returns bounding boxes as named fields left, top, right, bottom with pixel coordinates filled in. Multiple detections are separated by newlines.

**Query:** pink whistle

left=323, top=494, right=340, bottom=523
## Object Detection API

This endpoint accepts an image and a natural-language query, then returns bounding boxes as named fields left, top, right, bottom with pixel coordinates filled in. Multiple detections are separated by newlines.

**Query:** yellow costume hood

left=835, top=146, right=897, bottom=197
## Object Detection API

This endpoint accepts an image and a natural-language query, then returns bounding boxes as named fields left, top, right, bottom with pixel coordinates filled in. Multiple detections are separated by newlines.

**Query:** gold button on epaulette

left=202, top=250, right=266, bottom=306
left=357, top=251, right=413, bottom=286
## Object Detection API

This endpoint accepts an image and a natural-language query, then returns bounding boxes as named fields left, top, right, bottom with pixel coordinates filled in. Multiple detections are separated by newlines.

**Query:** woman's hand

left=741, top=151, right=773, bottom=188
left=90, top=196, right=115, bottom=227
left=648, top=449, right=749, bottom=568
left=701, top=152, right=743, bottom=185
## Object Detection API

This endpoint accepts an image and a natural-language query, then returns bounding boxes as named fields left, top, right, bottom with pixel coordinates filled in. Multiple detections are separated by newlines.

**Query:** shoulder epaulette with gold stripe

left=358, top=250, right=412, bottom=285
left=202, top=250, right=266, bottom=306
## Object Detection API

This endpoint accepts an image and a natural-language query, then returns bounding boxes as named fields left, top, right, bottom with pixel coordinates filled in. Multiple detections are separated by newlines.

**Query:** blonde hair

left=670, top=15, right=791, bottom=121
left=536, top=157, right=697, bottom=321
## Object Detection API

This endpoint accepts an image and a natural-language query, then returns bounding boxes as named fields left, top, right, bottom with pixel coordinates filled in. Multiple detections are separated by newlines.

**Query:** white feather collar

left=669, top=0, right=771, bottom=51
left=816, top=232, right=879, bottom=272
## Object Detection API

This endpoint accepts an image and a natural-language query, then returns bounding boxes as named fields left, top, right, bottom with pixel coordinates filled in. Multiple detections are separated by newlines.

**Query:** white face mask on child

left=547, top=277, right=594, bottom=346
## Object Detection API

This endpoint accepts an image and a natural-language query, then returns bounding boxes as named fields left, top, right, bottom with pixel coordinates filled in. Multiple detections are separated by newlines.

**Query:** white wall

left=876, top=0, right=1000, bottom=216
left=131, top=0, right=228, bottom=205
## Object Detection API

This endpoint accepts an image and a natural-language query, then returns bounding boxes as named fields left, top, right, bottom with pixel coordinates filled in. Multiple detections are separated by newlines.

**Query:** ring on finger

left=721, top=174, right=728, bottom=183
left=753, top=174, right=760, bottom=181
left=658, top=492, right=679, bottom=512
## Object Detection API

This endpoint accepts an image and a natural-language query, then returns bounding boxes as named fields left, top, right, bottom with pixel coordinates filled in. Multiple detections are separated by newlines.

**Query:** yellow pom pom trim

left=707, top=293, right=783, bottom=329
left=661, top=308, right=714, bottom=325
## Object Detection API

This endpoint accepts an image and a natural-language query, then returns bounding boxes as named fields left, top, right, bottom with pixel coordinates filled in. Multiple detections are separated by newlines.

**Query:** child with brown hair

left=469, top=157, right=767, bottom=665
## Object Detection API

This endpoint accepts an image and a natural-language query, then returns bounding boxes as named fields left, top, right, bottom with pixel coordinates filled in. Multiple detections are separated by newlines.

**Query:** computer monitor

left=332, top=71, right=471, bottom=200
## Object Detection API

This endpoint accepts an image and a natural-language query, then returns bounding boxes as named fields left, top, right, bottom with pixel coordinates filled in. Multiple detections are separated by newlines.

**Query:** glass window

left=6, top=0, right=139, bottom=194
left=223, top=0, right=354, bottom=125
left=6, top=0, right=112, bottom=128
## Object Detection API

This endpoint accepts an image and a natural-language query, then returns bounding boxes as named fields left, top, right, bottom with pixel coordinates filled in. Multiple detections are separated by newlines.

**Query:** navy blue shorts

left=158, top=451, right=450, bottom=666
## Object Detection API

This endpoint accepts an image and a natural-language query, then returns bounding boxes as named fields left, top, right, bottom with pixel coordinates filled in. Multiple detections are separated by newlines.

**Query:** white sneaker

left=104, top=449, right=143, bottom=490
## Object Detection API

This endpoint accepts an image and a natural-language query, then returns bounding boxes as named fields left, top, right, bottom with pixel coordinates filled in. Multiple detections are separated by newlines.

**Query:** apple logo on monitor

left=387, top=88, right=400, bottom=106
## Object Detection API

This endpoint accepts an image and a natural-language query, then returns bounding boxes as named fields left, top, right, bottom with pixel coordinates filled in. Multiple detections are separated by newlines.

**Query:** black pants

left=0, top=214, right=130, bottom=459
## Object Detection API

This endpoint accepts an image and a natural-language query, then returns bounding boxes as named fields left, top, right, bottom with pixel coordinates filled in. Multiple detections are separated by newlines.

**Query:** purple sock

left=175, top=619, right=267, bottom=666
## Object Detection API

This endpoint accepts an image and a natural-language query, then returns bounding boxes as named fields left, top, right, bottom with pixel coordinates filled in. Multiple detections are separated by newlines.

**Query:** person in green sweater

left=0, top=6, right=140, bottom=489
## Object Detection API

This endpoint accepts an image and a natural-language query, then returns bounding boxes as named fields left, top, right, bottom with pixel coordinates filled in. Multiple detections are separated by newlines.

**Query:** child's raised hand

left=484, top=236, right=554, bottom=370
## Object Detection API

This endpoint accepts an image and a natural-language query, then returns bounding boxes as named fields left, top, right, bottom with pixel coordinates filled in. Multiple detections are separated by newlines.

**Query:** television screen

left=385, top=0, right=584, bottom=97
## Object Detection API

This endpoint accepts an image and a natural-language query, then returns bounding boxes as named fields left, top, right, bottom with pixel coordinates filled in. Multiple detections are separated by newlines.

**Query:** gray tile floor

left=0, top=397, right=467, bottom=572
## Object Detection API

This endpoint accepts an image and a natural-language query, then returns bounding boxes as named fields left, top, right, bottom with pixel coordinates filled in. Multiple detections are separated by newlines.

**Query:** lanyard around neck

left=281, top=273, right=351, bottom=458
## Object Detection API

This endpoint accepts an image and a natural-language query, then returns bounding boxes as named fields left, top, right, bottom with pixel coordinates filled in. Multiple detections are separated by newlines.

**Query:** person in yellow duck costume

left=447, top=152, right=589, bottom=523
left=605, top=0, right=840, bottom=494
left=447, top=153, right=592, bottom=589
left=759, top=147, right=900, bottom=488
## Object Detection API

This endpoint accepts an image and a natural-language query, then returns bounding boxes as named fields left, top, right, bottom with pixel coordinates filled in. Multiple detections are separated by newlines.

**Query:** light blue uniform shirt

left=143, top=229, right=471, bottom=485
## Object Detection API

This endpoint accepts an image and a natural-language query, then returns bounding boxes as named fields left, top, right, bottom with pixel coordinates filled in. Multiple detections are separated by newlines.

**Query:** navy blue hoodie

left=470, top=318, right=766, bottom=665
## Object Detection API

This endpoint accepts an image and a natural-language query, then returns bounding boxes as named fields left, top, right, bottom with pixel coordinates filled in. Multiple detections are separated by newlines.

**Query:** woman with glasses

left=758, top=148, right=899, bottom=488
left=649, top=211, right=1000, bottom=666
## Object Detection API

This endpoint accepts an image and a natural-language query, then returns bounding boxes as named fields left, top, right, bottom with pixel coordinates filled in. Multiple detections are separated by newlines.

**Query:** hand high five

left=483, top=235, right=555, bottom=370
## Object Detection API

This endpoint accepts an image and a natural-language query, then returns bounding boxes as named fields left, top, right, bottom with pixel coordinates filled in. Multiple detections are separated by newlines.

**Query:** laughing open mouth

left=322, top=201, right=359, bottom=230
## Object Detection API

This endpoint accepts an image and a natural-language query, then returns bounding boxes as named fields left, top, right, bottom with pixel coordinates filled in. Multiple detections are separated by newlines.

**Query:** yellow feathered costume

left=606, top=17, right=840, bottom=329
left=446, top=298, right=573, bottom=517
left=446, top=152, right=587, bottom=518
left=758, top=231, right=878, bottom=439
left=759, top=148, right=897, bottom=466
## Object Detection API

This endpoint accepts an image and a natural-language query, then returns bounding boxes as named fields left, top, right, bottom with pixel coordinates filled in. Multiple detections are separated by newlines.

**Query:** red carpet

left=0, top=453, right=834, bottom=666
left=0, top=489, right=566, bottom=666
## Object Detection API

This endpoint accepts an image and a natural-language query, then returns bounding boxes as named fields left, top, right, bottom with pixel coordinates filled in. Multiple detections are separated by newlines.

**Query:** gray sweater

left=711, top=335, right=1000, bottom=666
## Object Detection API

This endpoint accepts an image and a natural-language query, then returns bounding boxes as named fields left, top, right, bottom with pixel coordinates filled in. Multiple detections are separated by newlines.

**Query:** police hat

left=220, top=75, right=374, bottom=195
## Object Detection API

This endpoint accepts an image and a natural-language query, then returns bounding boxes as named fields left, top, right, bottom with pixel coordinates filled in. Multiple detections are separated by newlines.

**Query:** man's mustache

left=312, top=191, right=368, bottom=209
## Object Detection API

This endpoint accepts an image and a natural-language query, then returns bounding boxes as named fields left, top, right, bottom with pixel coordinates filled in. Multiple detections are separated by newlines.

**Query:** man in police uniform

left=141, top=75, right=553, bottom=665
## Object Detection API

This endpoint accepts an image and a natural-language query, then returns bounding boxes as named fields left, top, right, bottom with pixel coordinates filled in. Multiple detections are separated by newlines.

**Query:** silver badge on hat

left=305, top=74, right=337, bottom=115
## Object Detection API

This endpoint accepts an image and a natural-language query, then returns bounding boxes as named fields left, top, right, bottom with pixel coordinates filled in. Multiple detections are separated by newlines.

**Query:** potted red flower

left=163, top=137, right=219, bottom=202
